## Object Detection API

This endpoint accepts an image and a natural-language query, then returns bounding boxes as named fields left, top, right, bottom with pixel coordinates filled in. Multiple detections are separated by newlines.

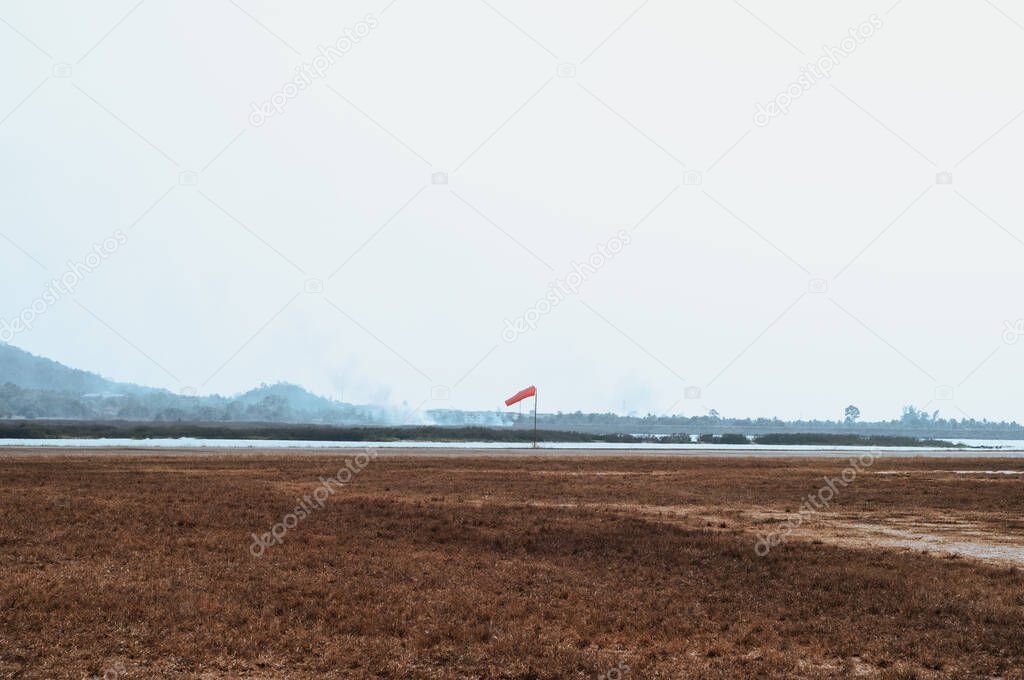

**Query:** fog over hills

left=0, top=343, right=391, bottom=424
left=1, top=343, right=1021, bottom=439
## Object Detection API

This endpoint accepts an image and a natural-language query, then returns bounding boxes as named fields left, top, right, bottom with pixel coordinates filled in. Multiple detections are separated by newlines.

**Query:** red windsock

left=504, top=385, right=537, bottom=406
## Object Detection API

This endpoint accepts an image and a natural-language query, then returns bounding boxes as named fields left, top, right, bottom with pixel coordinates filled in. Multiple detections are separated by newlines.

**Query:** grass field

left=2, top=450, right=1023, bottom=678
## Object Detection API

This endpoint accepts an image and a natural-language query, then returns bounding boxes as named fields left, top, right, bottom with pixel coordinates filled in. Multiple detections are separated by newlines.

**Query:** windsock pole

left=533, top=390, right=538, bottom=449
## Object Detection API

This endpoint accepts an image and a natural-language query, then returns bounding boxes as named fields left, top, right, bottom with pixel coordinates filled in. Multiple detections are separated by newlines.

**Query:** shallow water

left=1, top=438, right=1024, bottom=458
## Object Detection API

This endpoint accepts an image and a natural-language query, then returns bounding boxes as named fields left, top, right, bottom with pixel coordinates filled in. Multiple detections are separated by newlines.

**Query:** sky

left=1, top=0, right=1023, bottom=422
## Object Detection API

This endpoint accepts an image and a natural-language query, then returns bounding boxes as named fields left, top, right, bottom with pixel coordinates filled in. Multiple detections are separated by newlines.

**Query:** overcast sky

left=1, top=0, right=1023, bottom=422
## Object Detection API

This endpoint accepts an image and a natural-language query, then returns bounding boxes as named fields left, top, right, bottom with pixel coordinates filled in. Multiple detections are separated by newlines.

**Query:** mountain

left=233, top=383, right=346, bottom=412
left=0, top=343, right=153, bottom=395
left=0, top=343, right=377, bottom=424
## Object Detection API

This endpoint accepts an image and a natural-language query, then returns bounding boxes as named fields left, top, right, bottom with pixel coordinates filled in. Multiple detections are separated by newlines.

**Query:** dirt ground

left=1, top=451, right=1023, bottom=678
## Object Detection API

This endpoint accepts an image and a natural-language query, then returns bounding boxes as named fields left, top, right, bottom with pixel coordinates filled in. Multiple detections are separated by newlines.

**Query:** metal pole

left=533, top=391, right=538, bottom=448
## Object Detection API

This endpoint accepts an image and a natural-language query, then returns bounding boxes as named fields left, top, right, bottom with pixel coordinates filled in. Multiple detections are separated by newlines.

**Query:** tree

left=844, top=405, right=861, bottom=423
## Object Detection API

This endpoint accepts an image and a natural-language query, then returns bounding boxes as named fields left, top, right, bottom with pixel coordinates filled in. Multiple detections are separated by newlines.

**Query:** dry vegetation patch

left=1, top=453, right=1023, bottom=678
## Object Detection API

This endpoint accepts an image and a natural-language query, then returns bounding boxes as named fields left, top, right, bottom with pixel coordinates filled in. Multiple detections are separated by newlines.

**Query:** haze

left=1, top=0, right=1022, bottom=421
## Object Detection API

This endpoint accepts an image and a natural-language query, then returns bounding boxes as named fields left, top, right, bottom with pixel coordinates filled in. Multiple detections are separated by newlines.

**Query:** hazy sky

left=1, top=0, right=1023, bottom=421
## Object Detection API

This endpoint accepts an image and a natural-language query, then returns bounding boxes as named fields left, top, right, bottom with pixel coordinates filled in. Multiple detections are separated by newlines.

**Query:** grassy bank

left=0, top=420, right=973, bottom=446
left=0, top=420, right=676, bottom=444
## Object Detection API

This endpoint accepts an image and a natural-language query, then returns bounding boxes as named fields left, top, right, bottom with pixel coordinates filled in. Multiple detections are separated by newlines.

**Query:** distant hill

left=0, top=343, right=378, bottom=424
left=233, top=383, right=346, bottom=412
left=0, top=343, right=152, bottom=395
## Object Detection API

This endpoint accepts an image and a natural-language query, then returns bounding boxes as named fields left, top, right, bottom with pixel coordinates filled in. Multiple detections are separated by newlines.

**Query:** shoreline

left=3, top=445, right=1024, bottom=458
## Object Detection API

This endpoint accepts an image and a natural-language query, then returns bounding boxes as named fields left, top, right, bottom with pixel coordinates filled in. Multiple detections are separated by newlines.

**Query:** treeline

left=752, top=433, right=959, bottom=448
left=0, top=420, right=665, bottom=443
left=697, top=434, right=750, bottom=445
left=510, top=405, right=1024, bottom=439
left=0, top=420, right=968, bottom=447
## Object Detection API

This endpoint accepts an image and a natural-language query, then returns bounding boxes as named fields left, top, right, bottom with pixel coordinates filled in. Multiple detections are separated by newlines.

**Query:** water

left=1, top=438, right=1023, bottom=458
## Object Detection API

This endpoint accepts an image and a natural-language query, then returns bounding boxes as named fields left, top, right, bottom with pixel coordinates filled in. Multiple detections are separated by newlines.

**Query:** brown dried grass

left=1, top=453, right=1023, bottom=678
